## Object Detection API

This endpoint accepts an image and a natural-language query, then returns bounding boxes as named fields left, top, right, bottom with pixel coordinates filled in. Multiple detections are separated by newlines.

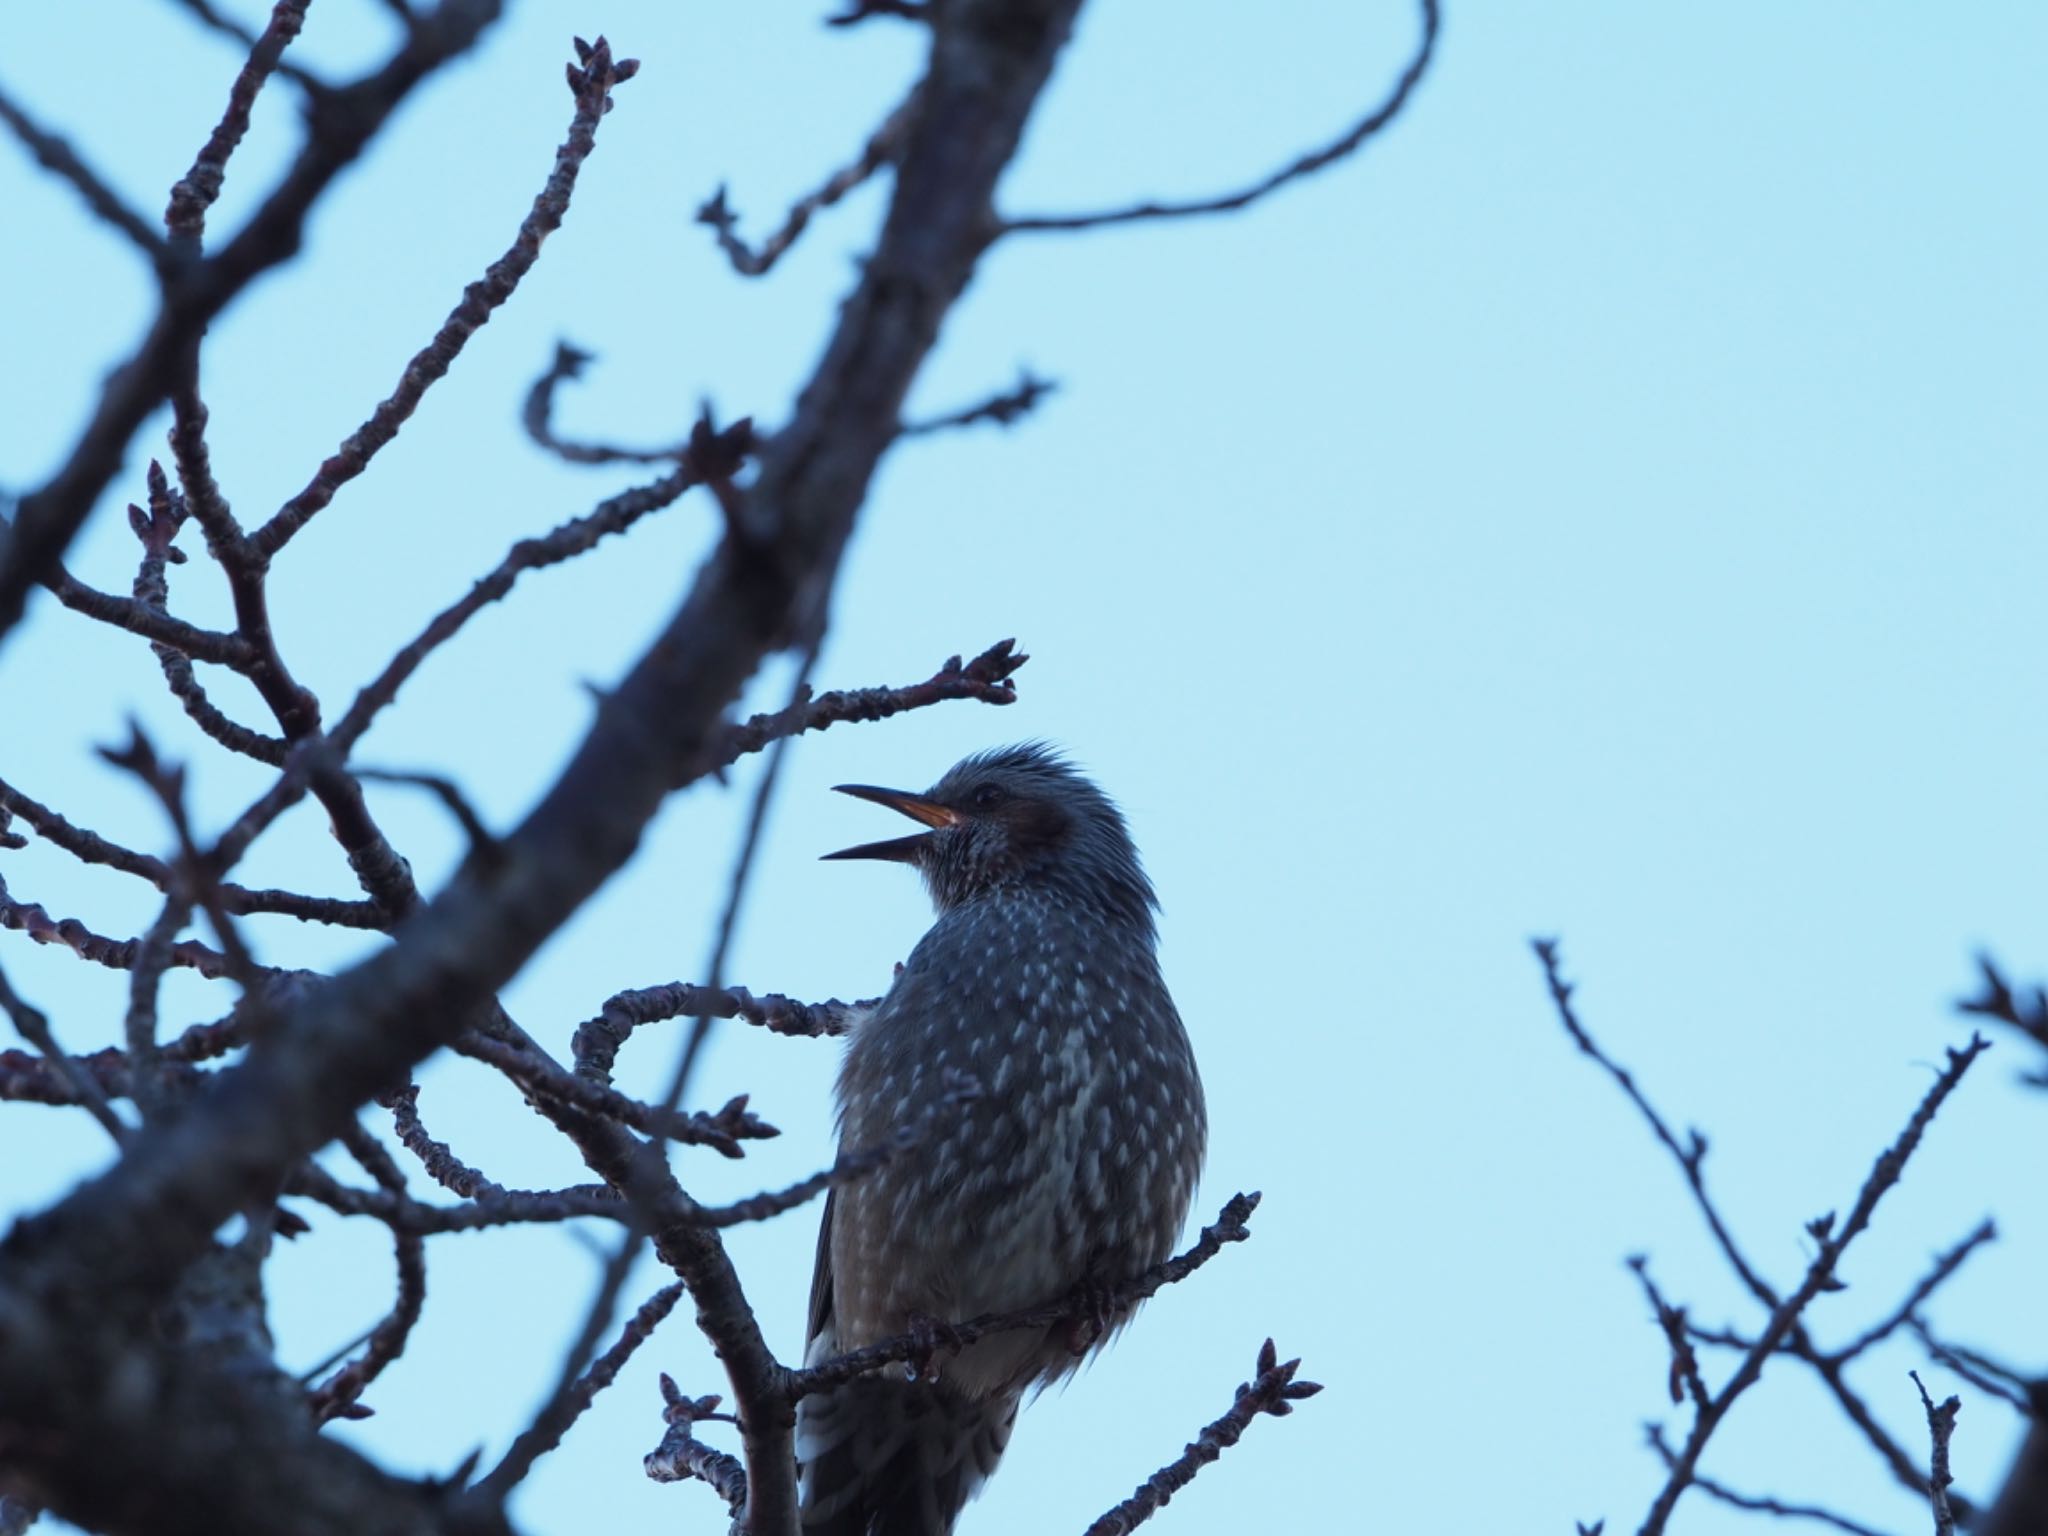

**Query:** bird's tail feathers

left=797, top=1375, right=1016, bottom=1536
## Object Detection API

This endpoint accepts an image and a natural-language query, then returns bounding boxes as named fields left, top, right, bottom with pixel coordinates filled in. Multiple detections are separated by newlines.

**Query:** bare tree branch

left=696, top=96, right=913, bottom=277
left=0, top=0, right=511, bottom=647
left=0, top=84, right=167, bottom=261
left=999, top=0, right=1440, bottom=239
left=1080, top=1338, right=1322, bottom=1536
left=253, top=36, right=639, bottom=558
left=1912, top=1372, right=1962, bottom=1536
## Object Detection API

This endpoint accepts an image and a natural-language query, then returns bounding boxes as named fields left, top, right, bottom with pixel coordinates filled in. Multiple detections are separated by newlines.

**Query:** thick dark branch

left=1081, top=1338, right=1322, bottom=1536
left=253, top=37, right=636, bottom=558
left=2, top=9, right=1086, bottom=1535
left=999, top=0, right=1438, bottom=239
left=696, top=96, right=911, bottom=277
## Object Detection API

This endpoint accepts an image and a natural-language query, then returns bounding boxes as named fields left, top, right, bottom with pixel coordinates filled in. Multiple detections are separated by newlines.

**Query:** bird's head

left=823, top=743, right=1157, bottom=928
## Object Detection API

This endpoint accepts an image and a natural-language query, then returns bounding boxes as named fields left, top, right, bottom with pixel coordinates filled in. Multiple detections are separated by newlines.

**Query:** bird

left=797, top=743, right=1206, bottom=1536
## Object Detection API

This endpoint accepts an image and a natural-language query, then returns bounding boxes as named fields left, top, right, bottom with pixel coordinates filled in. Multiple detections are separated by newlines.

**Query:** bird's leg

left=900, top=1309, right=965, bottom=1383
left=1058, top=1275, right=1124, bottom=1356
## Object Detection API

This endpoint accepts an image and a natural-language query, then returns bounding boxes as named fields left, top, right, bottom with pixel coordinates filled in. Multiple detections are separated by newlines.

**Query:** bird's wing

left=806, top=1187, right=837, bottom=1353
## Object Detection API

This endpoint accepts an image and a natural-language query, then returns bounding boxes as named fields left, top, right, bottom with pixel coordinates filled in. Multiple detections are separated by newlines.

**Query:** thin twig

left=1628, top=1257, right=1708, bottom=1414
left=308, top=1123, right=426, bottom=1422
left=475, top=1281, right=686, bottom=1498
left=0, top=961, right=128, bottom=1144
left=1832, top=1221, right=1998, bottom=1363
left=1644, top=1425, right=1897, bottom=1536
left=643, top=1378, right=749, bottom=1513
left=1000, top=0, right=1439, bottom=239
left=573, top=983, right=873, bottom=1085
left=791, top=1193, right=1260, bottom=1399
left=520, top=343, right=692, bottom=465
left=455, top=1030, right=776, bottom=1156
left=252, top=36, right=638, bottom=558
left=1912, top=1372, right=1961, bottom=1536
left=1534, top=939, right=1989, bottom=1535
left=0, top=85, right=167, bottom=261
left=1082, top=1339, right=1322, bottom=1536
left=164, top=0, right=311, bottom=247
left=899, top=369, right=1057, bottom=436
left=696, top=95, right=912, bottom=277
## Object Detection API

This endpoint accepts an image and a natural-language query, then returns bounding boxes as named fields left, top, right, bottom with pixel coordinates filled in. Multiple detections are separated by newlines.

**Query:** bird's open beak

left=821, top=784, right=961, bottom=863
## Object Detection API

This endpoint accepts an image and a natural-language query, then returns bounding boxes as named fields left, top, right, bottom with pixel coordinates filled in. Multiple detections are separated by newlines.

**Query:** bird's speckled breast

left=829, top=886, right=1204, bottom=1393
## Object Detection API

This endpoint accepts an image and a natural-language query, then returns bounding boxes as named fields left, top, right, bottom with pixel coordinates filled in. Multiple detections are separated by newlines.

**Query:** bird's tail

left=797, top=1376, right=1017, bottom=1536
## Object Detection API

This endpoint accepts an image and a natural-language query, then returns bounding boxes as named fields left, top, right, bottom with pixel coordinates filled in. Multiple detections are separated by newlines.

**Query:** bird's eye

left=971, top=783, right=1006, bottom=809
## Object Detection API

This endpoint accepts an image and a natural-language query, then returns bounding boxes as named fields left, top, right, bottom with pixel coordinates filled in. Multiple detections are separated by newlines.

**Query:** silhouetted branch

left=1535, top=939, right=1990, bottom=1534
left=644, top=1378, right=749, bottom=1514
left=696, top=96, right=912, bottom=277
left=1643, top=1425, right=1896, bottom=1536
left=825, top=0, right=930, bottom=25
left=0, top=0, right=509, bottom=649
left=1833, top=1221, right=1997, bottom=1362
left=790, top=1192, right=1260, bottom=1398
left=521, top=343, right=693, bottom=465
left=1912, top=1372, right=1961, bottom=1536
left=0, top=960, right=128, bottom=1144
left=164, top=0, right=311, bottom=247
left=573, top=982, right=873, bottom=1085
left=479, top=1281, right=687, bottom=1499
left=1629, top=1256, right=1708, bottom=1413
left=0, top=84, right=167, bottom=261
left=0, top=873, right=247, bottom=983
left=253, top=35, right=638, bottom=558
left=1000, top=0, right=1439, bottom=239
left=900, top=368, right=1057, bottom=436
left=1960, top=955, right=2048, bottom=1082
left=1081, top=1338, right=1321, bottom=1536
left=716, top=637, right=1028, bottom=766
left=309, top=1123, right=428, bottom=1423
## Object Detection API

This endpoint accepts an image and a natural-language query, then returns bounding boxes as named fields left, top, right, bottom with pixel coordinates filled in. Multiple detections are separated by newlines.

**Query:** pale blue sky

left=2, top=4, right=2044, bottom=1533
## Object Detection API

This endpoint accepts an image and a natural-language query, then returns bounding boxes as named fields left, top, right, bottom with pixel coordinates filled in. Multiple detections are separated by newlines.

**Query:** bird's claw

left=1060, top=1276, right=1123, bottom=1356
left=901, top=1310, right=964, bottom=1383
